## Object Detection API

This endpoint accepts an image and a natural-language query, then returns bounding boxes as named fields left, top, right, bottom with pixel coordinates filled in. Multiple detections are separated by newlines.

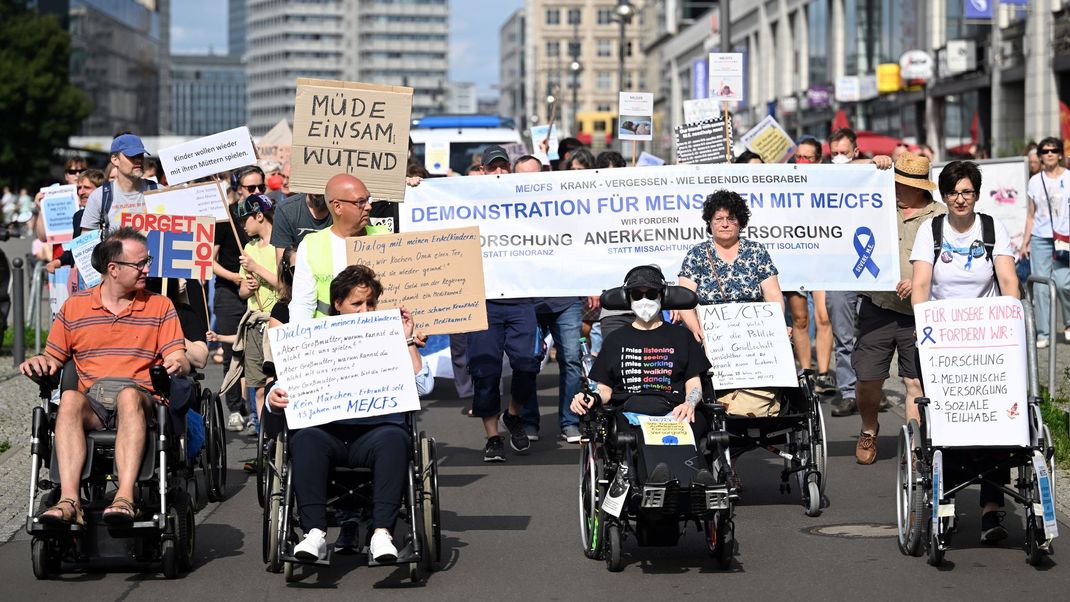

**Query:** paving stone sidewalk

left=0, top=362, right=39, bottom=542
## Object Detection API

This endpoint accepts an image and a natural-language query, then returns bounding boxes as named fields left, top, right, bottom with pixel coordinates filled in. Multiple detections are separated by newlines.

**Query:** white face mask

left=631, top=298, right=661, bottom=322
left=830, top=153, right=851, bottom=165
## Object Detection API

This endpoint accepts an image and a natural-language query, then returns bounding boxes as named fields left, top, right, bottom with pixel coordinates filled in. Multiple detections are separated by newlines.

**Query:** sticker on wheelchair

left=602, top=465, right=630, bottom=518
left=931, top=450, right=942, bottom=535
left=636, top=415, right=696, bottom=447
left=1032, top=452, right=1059, bottom=539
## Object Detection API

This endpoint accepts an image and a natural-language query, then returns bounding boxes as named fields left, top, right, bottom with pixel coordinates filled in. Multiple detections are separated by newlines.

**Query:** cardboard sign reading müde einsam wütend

left=290, top=78, right=413, bottom=202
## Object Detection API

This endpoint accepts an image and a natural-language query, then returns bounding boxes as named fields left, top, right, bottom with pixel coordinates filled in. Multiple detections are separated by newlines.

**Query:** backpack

left=99, top=179, right=159, bottom=235
left=931, top=213, right=995, bottom=264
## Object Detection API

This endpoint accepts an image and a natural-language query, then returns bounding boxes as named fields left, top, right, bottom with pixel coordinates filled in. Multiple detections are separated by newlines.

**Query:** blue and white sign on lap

left=401, top=164, right=899, bottom=297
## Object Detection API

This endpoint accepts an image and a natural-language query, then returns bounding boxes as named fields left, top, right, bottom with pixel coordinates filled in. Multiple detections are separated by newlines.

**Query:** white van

left=409, top=115, right=523, bottom=175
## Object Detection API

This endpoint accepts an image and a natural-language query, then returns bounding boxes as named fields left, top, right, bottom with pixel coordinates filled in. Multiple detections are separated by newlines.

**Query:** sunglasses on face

left=66, top=169, right=82, bottom=175
left=628, top=289, right=660, bottom=301
left=1038, top=148, right=1060, bottom=156
left=242, top=183, right=266, bottom=193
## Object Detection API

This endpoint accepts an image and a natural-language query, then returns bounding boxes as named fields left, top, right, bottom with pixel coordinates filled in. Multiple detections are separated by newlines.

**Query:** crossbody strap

left=705, top=241, right=730, bottom=302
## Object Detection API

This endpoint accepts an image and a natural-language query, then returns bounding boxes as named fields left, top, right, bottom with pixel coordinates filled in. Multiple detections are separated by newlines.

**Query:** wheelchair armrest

left=27, top=372, right=61, bottom=400
left=191, top=371, right=205, bottom=382
left=150, top=365, right=171, bottom=399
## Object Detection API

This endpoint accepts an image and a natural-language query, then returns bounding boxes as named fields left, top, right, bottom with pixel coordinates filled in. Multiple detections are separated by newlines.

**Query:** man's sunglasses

left=112, top=256, right=154, bottom=271
left=628, top=289, right=660, bottom=301
left=1039, top=148, right=1060, bottom=156
left=242, top=184, right=266, bottom=193
left=65, top=169, right=82, bottom=175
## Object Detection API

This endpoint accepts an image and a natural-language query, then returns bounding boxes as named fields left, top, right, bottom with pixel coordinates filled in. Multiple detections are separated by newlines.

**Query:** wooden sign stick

left=213, top=175, right=264, bottom=312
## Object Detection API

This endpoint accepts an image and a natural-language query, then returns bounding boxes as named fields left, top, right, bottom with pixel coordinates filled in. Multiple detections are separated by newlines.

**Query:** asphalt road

left=0, top=362, right=1067, bottom=601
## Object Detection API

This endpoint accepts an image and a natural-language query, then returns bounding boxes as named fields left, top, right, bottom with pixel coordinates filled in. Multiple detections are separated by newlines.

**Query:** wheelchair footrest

left=282, top=549, right=334, bottom=567
left=26, top=517, right=84, bottom=535
left=367, top=542, right=418, bottom=567
left=640, top=486, right=668, bottom=509
left=702, top=487, right=731, bottom=511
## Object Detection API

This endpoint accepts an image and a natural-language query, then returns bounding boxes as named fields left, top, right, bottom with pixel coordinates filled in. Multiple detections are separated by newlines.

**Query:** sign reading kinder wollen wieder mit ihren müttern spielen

left=400, top=163, right=899, bottom=297
left=157, top=126, right=258, bottom=185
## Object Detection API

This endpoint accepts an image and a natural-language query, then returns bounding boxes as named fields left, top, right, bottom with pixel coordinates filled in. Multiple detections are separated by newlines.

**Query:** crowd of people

left=14, top=125, right=1068, bottom=560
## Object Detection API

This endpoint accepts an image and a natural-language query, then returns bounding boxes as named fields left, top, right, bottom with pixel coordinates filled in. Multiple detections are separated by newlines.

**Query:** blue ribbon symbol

left=852, top=227, right=880, bottom=278
left=919, top=326, right=936, bottom=345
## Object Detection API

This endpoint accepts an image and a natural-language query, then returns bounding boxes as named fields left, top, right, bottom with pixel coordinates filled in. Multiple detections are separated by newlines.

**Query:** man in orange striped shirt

left=21, top=227, right=189, bottom=526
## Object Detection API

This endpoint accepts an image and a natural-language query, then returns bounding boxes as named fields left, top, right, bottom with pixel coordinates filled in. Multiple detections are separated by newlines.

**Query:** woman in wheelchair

left=266, top=264, right=433, bottom=563
left=569, top=265, right=719, bottom=487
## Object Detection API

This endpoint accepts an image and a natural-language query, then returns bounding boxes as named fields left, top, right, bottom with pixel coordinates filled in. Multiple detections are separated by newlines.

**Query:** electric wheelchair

left=578, top=284, right=736, bottom=572
left=26, top=364, right=228, bottom=579
left=261, top=407, right=441, bottom=583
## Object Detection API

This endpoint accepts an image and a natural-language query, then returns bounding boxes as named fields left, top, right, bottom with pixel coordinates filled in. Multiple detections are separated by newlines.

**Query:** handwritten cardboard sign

left=158, top=126, right=257, bottom=185
left=346, top=226, right=487, bottom=334
left=915, top=297, right=1029, bottom=447
left=675, top=115, right=733, bottom=165
left=698, top=302, right=796, bottom=389
left=637, top=415, right=695, bottom=447
left=740, top=115, right=796, bottom=164
left=268, top=310, right=421, bottom=429
left=119, top=213, right=216, bottom=280
left=62, top=231, right=102, bottom=287
left=291, top=78, right=413, bottom=202
left=40, top=185, right=79, bottom=243
left=144, top=181, right=229, bottom=220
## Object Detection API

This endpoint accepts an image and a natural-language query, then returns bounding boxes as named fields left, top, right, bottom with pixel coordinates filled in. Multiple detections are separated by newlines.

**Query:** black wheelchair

left=26, top=365, right=228, bottom=579
left=896, top=397, right=1057, bottom=566
left=719, top=371, right=828, bottom=517
left=261, top=409, right=442, bottom=583
left=578, top=285, right=736, bottom=572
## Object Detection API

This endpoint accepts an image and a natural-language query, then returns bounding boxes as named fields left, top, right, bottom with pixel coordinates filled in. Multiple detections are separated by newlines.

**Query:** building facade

left=170, top=54, right=247, bottom=136
left=245, top=0, right=449, bottom=136
left=37, top=0, right=170, bottom=136
left=500, top=8, right=527, bottom=127
left=229, top=0, right=247, bottom=58
left=523, top=0, right=648, bottom=149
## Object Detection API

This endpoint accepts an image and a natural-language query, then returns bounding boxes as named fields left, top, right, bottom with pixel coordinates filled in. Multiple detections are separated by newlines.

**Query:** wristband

left=406, top=337, right=416, bottom=347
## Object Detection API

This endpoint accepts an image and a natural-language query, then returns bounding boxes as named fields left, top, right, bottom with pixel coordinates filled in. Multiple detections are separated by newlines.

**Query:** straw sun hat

left=892, top=151, right=937, bottom=191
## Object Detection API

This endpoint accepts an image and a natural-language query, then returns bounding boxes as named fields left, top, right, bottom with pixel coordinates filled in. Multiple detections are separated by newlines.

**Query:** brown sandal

left=38, top=498, right=84, bottom=526
left=102, top=497, right=138, bottom=526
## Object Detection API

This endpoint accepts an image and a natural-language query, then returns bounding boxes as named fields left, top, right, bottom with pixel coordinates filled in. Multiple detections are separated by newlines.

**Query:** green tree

left=0, top=3, right=91, bottom=189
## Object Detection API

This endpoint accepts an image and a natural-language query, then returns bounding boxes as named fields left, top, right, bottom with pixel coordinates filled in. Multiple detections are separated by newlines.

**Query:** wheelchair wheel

left=204, top=391, right=227, bottom=502
left=814, top=397, right=829, bottom=495
left=265, top=434, right=287, bottom=573
left=605, top=523, right=623, bottom=572
left=896, top=421, right=925, bottom=556
left=705, top=512, right=734, bottom=569
left=419, top=431, right=441, bottom=567
left=284, top=560, right=297, bottom=583
left=1019, top=461, right=1050, bottom=566
left=31, top=537, right=60, bottom=580
left=578, top=439, right=604, bottom=559
left=256, top=424, right=268, bottom=508
left=803, top=473, right=822, bottom=517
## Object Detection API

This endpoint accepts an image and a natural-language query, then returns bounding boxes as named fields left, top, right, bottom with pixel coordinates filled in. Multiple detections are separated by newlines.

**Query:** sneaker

left=815, top=372, right=835, bottom=393
left=1037, top=338, right=1050, bottom=349
left=855, top=431, right=877, bottom=465
left=831, top=397, right=857, bottom=417
left=483, top=436, right=506, bottom=463
left=524, top=424, right=540, bottom=442
left=242, top=422, right=258, bottom=437
left=369, top=530, right=398, bottom=563
left=294, top=528, right=327, bottom=561
left=560, top=425, right=581, bottom=444
left=227, top=412, right=245, bottom=432
left=692, top=468, right=718, bottom=488
left=333, top=520, right=360, bottom=554
left=501, top=412, right=531, bottom=453
left=648, top=462, right=674, bottom=485
left=980, top=511, right=1008, bottom=544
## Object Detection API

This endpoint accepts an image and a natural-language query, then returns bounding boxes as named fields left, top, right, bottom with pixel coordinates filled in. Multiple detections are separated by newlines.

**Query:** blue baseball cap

left=111, top=134, right=148, bottom=156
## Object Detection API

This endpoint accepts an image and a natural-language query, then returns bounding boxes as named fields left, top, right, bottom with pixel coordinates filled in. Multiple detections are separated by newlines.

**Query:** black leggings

left=290, top=422, right=409, bottom=532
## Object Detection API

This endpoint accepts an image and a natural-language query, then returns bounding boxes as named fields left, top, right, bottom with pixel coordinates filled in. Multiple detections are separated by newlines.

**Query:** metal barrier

left=1022, top=275, right=1058, bottom=398
left=11, top=258, right=24, bottom=366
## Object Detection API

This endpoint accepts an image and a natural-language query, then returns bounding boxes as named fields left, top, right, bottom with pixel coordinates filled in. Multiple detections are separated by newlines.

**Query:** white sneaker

left=294, top=528, right=327, bottom=561
left=1037, top=338, right=1050, bottom=349
left=369, top=530, right=398, bottom=563
left=226, top=412, right=245, bottom=432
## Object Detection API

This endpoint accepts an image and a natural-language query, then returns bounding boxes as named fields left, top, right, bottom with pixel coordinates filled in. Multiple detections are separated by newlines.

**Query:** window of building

left=546, top=40, right=560, bottom=57
left=625, top=41, right=633, bottom=57
left=596, top=71, right=613, bottom=89
left=567, top=8, right=581, bottom=25
left=546, top=8, right=560, bottom=25
left=568, top=41, right=581, bottom=57
left=597, top=8, right=613, bottom=25
left=597, top=39, right=612, bottom=57
left=807, top=0, right=829, bottom=84
left=596, top=103, right=611, bottom=112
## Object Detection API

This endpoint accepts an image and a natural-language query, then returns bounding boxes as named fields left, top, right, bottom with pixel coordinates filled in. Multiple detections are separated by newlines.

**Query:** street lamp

left=569, top=59, right=582, bottom=136
left=615, top=1, right=635, bottom=93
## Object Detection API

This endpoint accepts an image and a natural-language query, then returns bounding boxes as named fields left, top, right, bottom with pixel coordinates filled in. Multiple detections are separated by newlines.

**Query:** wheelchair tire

left=256, top=424, right=267, bottom=508
left=803, top=474, right=822, bottom=517
left=1021, top=462, right=1049, bottom=567
left=605, top=523, right=623, bottom=572
left=31, top=537, right=59, bottom=580
left=284, top=560, right=298, bottom=582
left=174, top=491, right=196, bottom=573
left=419, top=431, right=441, bottom=567
left=927, top=531, right=944, bottom=567
left=161, top=539, right=178, bottom=579
left=579, top=440, right=604, bottom=560
left=813, top=398, right=829, bottom=496
left=896, top=422, right=925, bottom=557
left=204, top=391, right=227, bottom=502
left=265, top=434, right=287, bottom=573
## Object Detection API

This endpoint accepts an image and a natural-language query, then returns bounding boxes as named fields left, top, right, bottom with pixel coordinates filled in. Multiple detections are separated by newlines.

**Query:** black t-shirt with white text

left=589, top=322, right=710, bottom=406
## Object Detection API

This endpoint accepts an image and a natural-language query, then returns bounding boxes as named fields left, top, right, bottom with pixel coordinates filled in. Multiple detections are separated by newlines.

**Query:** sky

left=170, top=0, right=523, bottom=98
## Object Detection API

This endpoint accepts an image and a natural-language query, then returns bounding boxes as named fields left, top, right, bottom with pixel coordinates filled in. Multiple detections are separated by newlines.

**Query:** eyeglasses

left=241, top=183, right=266, bottom=193
left=334, top=198, right=370, bottom=208
left=628, top=289, right=660, bottom=301
left=65, top=169, right=82, bottom=175
left=711, top=216, right=739, bottom=225
left=112, top=256, right=153, bottom=271
left=945, top=189, right=977, bottom=201
left=1038, top=148, right=1060, bottom=156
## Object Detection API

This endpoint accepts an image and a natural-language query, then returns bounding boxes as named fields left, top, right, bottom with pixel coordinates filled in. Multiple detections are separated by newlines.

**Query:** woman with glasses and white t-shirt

left=1021, top=137, right=1070, bottom=348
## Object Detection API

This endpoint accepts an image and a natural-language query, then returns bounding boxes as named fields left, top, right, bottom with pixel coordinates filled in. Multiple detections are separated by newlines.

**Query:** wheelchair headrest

left=600, top=285, right=699, bottom=311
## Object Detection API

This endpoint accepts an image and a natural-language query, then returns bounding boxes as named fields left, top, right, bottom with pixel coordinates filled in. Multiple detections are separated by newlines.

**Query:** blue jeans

left=825, top=291, right=858, bottom=399
left=537, top=300, right=583, bottom=430
left=1029, top=236, right=1070, bottom=340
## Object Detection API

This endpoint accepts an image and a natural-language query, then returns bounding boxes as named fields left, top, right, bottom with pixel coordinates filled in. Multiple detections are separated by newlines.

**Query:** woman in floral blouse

left=678, top=189, right=786, bottom=341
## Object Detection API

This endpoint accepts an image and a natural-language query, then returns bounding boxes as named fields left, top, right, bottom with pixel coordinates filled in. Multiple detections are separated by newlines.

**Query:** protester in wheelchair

left=20, top=227, right=190, bottom=527
left=266, top=264, right=433, bottom=563
left=570, top=265, right=719, bottom=487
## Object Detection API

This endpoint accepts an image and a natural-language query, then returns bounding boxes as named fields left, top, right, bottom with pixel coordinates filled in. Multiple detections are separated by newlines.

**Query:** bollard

left=12, top=258, right=25, bottom=366
left=32, top=262, right=44, bottom=355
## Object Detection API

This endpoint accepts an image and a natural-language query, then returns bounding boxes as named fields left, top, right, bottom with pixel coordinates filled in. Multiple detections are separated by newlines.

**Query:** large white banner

left=932, top=157, right=1029, bottom=256
left=915, top=297, right=1028, bottom=447
left=401, top=164, right=899, bottom=297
